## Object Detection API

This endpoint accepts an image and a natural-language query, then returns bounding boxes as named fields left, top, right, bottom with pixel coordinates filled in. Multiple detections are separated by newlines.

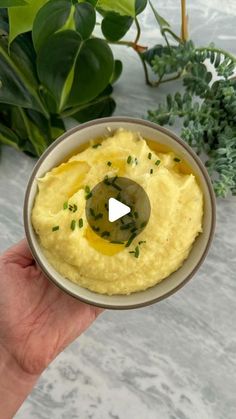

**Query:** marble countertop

left=1, top=1, right=236, bottom=418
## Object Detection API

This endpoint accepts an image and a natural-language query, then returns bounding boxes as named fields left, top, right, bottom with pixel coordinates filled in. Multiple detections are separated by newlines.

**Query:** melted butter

left=85, top=226, right=124, bottom=256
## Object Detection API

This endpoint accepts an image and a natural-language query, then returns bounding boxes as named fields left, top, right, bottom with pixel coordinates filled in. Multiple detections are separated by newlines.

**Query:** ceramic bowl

left=24, top=117, right=216, bottom=309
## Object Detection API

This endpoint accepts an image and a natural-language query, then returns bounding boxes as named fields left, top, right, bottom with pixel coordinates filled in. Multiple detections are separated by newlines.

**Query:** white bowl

left=24, top=117, right=216, bottom=309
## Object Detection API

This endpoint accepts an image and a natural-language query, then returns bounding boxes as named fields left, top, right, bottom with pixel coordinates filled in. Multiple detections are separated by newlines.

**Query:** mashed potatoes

left=32, top=129, right=203, bottom=295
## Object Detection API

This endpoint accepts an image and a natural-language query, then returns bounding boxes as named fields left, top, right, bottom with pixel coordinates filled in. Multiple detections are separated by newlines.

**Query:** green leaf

left=8, top=0, right=49, bottom=44
left=67, top=38, right=114, bottom=107
left=0, top=122, right=19, bottom=149
left=135, top=0, right=147, bottom=15
left=37, top=30, right=82, bottom=112
left=0, top=0, right=27, bottom=7
left=101, top=12, right=133, bottom=41
left=110, top=59, right=123, bottom=84
left=74, top=2, right=96, bottom=39
left=183, top=62, right=212, bottom=97
left=32, top=0, right=72, bottom=52
left=97, top=0, right=135, bottom=17
left=149, top=0, right=170, bottom=29
left=17, top=108, right=49, bottom=156
left=71, top=89, right=116, bottom=123
left=0, top=37, right=48, bottom=116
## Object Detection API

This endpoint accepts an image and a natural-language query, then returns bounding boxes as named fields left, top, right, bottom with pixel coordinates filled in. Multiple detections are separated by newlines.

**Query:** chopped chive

left=92, top=143, right=101, bottom=149
left=78, top=218, right=83, bottom=228
left=127, top=155, right=132, bottom=164
left=111, top=183, right=122, bottom=191
left=73, top=204, right=78, bottom=212
left=148, top=152, right=152, bottom=160
left=63, top=202, right=68, bottom=210
left=174, top=157, right=181, bottom=162
left=129, top=246, right=140, bottom=258
left=101, top=231, right=110, bottom=237
left=120, top=223, right=133, bottom=230
left=150, top=168, right=153, bottom=174
left=134, top=157, right=138, bottom=165
left=52, top=226, right=59, bottom=232
left=95, top=213, right=103, bottom=220
left=155, top=159, right=161, bottom=166
left=90, top=208, right=95, bottom=217
left=139, top=240, right=146, bottom=245
left=92, top=226, right=100, bottom=232
left=125, top=233, right=137, bottom=247
left=134, top=211, right=138, bottom=219
left=134, top=246, right=140, bottom=258
left=110, top=240, right=124, bottom=244
left=85, top=185, right=90, bottom=193
left=69, top=204, right=73, bottom=211
left=70, top=219, right=76, bottom=231
left=85, top=192, right=92, bottom=200
left=107, top=161, right=112, bottom=166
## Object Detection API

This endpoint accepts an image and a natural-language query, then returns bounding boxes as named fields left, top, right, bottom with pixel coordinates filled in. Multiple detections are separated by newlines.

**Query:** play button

left=85, top=176, right=151, bottom=245
left=108, top=198, right=130, bottom=222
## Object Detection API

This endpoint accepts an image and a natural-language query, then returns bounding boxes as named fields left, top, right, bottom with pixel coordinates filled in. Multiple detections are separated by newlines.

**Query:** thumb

left=3, top=239, right=35, bottom=268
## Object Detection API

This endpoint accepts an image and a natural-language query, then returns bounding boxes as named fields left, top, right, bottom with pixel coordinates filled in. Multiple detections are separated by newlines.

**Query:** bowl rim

left=24, top=116, right=216, bottom=310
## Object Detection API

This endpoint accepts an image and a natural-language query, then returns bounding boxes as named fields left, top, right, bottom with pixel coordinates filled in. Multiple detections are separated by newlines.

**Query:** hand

left=0, top=239, right=103, bottom=376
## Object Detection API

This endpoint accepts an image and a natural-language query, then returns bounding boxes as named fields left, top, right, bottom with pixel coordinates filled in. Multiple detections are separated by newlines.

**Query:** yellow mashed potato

left=32, top=129, right=203, bottom=295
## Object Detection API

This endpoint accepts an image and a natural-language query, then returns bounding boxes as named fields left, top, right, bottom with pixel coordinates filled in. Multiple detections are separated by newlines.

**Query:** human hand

left=0, top=239, right=103, bottom=378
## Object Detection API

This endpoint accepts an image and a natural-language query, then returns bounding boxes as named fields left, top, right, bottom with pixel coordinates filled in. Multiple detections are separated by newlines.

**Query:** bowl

left=24, top=117, right=216, bottom=309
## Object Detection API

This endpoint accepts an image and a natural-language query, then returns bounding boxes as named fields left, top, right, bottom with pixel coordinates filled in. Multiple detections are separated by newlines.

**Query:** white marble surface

left=0, top=1, right=236, bottom=418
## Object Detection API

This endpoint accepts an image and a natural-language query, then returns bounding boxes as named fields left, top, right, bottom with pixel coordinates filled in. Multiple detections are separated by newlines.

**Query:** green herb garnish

left=85, top=185, right=90, bottom=193
left=73, top=204, right=77, bottom=212
left=127, top=155, right=132, bottom=164
left=138, top=240, right=146, bottom=245
left=107, top=161, right=112, bottom=166
left=78, top=218, right=83, bottom=228
left=85, top=192, right=92, bottom=200
left=70, top=220, right=76, bottom=230
left=92, top=226, right=100, bottom=232
left=90, top=208, right=95, bottom=217
left=129, top=246, right=140, bottom=258
left=63, top=202, right=68, bottom=210
left=125, top=233, right=137, bottom=247
left=52, top=226, right=59, bottom=232
left=148, top=152, right=152, bottom=160
left=174, top=157, right=181, bottom=162
left=140, top=221, right=147, bottom=228
left=95, top=213, right=103, bottom=220
left=150, top=168, right=153, bottom=174
left=92, top=143, right=102, bottom=149
left=101, top=231, right=110, bottom=237
left=155, top=160, right=161, bottom=166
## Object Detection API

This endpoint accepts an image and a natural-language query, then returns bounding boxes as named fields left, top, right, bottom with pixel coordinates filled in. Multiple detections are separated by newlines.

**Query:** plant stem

left=134, top=18, right=141, bottom=45
left=196, top=46, right=236, bottom=63
left=181, top=0, right=188, bottom=41
left=161, top=27, right=182, bottom=44
left=136, top=51, right=154, bottom=86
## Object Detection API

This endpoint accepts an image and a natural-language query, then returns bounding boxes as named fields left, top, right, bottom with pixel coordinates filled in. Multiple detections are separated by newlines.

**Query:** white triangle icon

left=108, top=198, right=131, bottom=222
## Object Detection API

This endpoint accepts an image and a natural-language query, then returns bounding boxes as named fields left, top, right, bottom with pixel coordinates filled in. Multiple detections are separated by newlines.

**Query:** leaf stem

left=161, top=27, right=182, bottom=44
left=61, top=94, right=112, bottom=117
left=134, top=17, right=141, bottom=45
